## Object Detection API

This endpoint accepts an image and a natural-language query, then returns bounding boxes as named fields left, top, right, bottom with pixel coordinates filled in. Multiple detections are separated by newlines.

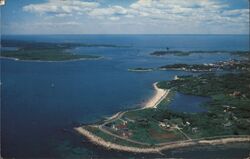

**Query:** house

left=224, top=121, right=232, bottom=127
left=122, top=131, right=133, bottom=138
left=192, top=127, right=198, bottom=133
left=112, top=124, right=118, bottom=131
left=122, top=120, right=128, bottom=125
left=185, top=121, right=191, bottom=126
left=116, top=124, right=127, bottom=130
left=159, top=122, right=166, bottom=128
left=230, top=91, right=241, bottom=97
left=174, top=75, right=179, bottom=80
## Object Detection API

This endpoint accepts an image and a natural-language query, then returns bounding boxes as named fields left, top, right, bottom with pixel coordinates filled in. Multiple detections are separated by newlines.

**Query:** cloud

left=19, top=0, right=250, bottom=34
left=88, top=6, right=127, bottom=17
left=23, top=0, right=99, bottom=15
left=23, top=0, right=249, bottom=24
left=127, top=0, right=249, bottom=24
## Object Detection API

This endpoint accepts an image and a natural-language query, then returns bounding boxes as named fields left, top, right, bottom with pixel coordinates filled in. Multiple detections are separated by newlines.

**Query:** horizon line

left=2, top=33, right=250, bottom=36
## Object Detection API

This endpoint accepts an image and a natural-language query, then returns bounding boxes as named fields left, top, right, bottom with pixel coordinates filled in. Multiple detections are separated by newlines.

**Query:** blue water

left=2, top=34, right=249, bottom=51
left=1, top=47, right=18, bottom=51
left=167, top=93, right=210, bottom=113
left=1, top=35, right=249, bottom=158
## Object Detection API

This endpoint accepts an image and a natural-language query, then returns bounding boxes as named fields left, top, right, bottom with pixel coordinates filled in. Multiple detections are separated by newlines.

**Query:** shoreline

left=75, top=81, right=250, bottom=154
left=105, top=112, right=122, bottom=121
left=75, top=127, right=250, bottom=153
left=144, top=82, right=170, bottom=109
left=0, top=56, right=103, bottom=63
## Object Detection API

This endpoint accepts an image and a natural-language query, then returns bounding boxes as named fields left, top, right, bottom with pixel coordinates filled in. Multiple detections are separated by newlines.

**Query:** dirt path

left=99, top=126, right=151, bottom=146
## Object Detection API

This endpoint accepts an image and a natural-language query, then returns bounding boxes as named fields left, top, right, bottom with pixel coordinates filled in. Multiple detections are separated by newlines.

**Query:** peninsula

left=75, top=62, right=250, bottom=153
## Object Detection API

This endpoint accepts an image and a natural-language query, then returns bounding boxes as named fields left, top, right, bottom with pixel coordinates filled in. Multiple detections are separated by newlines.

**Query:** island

left=129, top=51, right=250, bottom=73
left=128, top=68, right=154, bottom=72
left=150, top=50, right=191, bottom=56
left=159, top=63, right=215, bottom=72
left=75, top=58, right=250, bottom=153
left=150, top=50, right=249, bottom=57
left=1, top=50, right=101, bottom=61
left=0, top=40, right=128, bottom=61
left=127, top=60, right=250, bottom=73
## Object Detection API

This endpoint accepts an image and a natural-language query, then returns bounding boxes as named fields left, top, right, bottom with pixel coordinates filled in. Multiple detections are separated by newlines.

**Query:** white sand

left=144, top=82, right=169, bottom=109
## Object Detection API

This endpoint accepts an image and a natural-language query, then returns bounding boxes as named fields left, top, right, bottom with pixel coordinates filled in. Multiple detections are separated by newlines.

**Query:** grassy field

left=117, top=91, right=186, bottom=144
left=84, top=126, right=152, bottom=148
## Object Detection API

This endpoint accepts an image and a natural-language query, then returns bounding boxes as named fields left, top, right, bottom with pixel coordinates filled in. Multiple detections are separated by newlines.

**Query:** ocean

left=1, top=35, right=249, bottom=158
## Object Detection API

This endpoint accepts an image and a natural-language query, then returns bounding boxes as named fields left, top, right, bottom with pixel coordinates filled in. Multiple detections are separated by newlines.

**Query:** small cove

left=167, top=92, right=210, bottom=113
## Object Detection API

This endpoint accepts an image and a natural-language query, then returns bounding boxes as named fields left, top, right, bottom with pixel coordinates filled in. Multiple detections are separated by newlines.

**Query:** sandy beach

left=144, top=82, right=170, bottom=109
left=75, top=82, right=250, bottom=154
left=105, top=82, right=169, bottom=120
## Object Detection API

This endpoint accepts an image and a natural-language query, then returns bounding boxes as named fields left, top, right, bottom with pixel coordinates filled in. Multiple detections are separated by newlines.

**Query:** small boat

left=51, top=83, right=55, bottom=88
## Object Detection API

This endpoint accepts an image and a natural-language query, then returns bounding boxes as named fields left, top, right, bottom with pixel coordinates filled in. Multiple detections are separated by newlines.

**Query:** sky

left=1, top=0, right=249, bottom=34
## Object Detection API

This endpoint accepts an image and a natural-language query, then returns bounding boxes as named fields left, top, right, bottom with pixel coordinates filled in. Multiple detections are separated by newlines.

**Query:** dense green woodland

left=0, top=40, right=127, bottom=61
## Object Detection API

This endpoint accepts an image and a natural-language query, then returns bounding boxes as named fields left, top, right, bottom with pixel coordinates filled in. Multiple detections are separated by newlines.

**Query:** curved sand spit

left=75, top=82, right=250, bottom=153
left=144, top=82, right=169, bottom=109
